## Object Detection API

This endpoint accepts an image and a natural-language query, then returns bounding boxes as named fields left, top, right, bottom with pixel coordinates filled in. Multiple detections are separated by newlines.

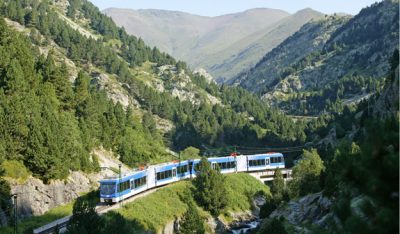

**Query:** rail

left=33, top=168, right=291, bottom=234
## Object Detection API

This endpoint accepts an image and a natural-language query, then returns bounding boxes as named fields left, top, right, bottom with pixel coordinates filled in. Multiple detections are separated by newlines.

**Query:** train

left=99, top=153, right=285, bottom=203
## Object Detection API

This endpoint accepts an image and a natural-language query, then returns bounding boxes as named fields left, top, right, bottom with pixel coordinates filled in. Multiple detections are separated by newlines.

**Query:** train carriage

left=246, top=153, right=285, bottom=172
left=100, top=152, right=285, bottom=203
left=100, top=169, right=149, bottom=203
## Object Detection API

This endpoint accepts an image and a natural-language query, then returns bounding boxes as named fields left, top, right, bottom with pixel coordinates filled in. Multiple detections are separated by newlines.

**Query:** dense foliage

left=321, top=115, right=398, bottom=233
left=0, top=0, right=309, bottom=155
left=260, top=52, right=399, bottom=233
left=192, top=157, right=227, bottom=216
left=178, top=194, right=205, bottom=234
left=0, top=18, right=168, bottom=182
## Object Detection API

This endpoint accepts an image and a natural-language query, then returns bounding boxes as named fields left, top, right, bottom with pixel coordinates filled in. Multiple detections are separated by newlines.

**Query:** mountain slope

left=0, top=0, right=310, bottom=183
left=104, top=8, right=289, bottom=57
left=232, top=15, right=350, bottom=91
left=237, top=0, right=399, bottom=115
left=206, top=8, right=325, bottom=82
left=104, top=8, right=323, bottom=82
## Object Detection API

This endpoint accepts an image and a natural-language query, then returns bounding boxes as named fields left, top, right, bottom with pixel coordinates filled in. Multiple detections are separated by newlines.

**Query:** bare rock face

left=270, top=192, right=339, bottom=232
left=193, top=68, right=215, bottom=84
left=8, top=147, right=129, bottom=219
left=10, top=172, right=97, bottom=218
left=91, top=72, right=140, bottom=109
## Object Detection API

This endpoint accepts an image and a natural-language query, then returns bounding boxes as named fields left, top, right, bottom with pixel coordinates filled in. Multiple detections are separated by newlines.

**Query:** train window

left=100, top=183, right=116, bottom=195
left=271, top=157, right=283, bottom=163
left=249, top=159, right=265, bottom=167
left=177, top=165, right=188, bottom=174
left=118, top=181, right=130, bottom=193
left=217, top=161, right=236, bottom=170
left=156, top=170, right=173, bottom=181
left=133, top=176, right=147, bottom=188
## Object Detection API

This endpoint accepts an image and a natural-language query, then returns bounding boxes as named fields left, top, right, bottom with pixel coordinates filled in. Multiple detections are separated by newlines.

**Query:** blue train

left=100, top=153, right=285, bottom=203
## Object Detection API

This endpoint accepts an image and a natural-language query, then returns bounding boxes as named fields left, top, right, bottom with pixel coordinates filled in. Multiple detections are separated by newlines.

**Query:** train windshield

left=100, top=183, right=116, bottom=195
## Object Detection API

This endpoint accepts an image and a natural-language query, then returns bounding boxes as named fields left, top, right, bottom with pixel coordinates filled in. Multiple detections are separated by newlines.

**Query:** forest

left=0, top=0, right=313, bottom=183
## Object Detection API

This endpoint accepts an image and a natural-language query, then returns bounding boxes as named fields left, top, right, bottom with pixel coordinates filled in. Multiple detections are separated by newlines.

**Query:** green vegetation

left=0, top=0, right=310, bottom=185
left=192, top=157, right=227, bottom=216
left=67, top=195, right=102, bottom=234
left=98, top=173, right=269, bottom=233
left=238, top=0, right=398, bottom=117
left=116, top=182, right=190, bottom=232
left=321, top=115, right=399, bottom=233
left=224, top=173, right=270, bottom=213
left=1, top=160, right=30, bottom=182
left=289, top=149, right=325, bottom=197
left=0, top=202, right=73, bottom=234
left=178, top=193, right=206, bottom=234
left=180, top=146, right=201, bottom=160
left=270, top=169, right=285, bottom=202
left=258, top=216, right=288, bottom=234
left=0, top=15, right=170, bottom=182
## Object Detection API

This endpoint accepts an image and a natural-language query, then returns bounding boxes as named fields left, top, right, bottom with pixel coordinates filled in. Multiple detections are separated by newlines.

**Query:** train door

left=266, top=158, right=270, bottom=166
left=189, top=161, right=193, bottom=178
left=211, top=162, right=217, bottom=170
left=172, top=168, right=177, bottom=177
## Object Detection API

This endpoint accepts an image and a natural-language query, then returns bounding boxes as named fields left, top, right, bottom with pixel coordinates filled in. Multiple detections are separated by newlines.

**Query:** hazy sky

left=89, top=0, right=380, bottom=16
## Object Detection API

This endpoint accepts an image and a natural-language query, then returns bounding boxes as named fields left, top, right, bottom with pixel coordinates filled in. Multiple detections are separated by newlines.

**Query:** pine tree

left=179, top=197, right=205, bottom=234
left=67, top=197, right=103, bottom=234
left=192, top=157, right=227, bottom=216
left=271, top=169, right=285, bottom=202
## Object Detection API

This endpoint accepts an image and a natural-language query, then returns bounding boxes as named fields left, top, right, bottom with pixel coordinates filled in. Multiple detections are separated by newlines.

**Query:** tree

left=192, top=157, right=227, bottom=216
left=271, top=169, right=285, bottom=202
left=102, top=212, right=132, bottom=234
left=179, top=195, right=205, bottom=234
left=67, top=197, right=103, bottom=234
left=258, top=217, right=288, bottom=234
left=289, top=149, right=325, bottom=197
left=180, top=146, right=200, bottom=160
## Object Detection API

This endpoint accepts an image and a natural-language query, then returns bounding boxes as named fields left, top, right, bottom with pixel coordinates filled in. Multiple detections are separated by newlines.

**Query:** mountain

left=104, top=8, right=324, bottom=82
left=0, top=0, right=309, bottom=186
left=235, top=0, right=399, bottom=115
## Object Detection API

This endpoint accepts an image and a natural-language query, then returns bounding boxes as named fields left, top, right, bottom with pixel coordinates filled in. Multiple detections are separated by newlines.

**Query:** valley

left=0, top=0, right=398, bottom=233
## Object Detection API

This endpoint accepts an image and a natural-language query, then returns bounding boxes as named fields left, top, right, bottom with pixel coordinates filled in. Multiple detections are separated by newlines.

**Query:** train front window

left=100, top=183, right=116, bottom=195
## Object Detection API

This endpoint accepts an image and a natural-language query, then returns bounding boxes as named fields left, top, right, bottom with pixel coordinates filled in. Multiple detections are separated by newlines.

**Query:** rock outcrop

left=10, top=172, right=97, bottom=218
left=269, top=192, right=340, bottom=232
left=8, top=147, right=129, bottom=219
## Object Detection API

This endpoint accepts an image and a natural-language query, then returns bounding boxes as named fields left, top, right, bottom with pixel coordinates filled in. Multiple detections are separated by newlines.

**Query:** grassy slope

left=0, top=174, right=269, bottom=233
left=110, top=173, right=270, bottom=232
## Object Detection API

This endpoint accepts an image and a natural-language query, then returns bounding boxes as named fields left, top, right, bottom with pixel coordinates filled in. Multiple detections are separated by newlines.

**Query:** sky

left=88, top=0, right=381, bottom=16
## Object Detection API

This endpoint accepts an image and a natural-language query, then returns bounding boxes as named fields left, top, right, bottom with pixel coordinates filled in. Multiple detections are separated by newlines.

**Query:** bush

left=1, top=160, right=30, bottom=182
left=192, top=157, right=227, bottom=216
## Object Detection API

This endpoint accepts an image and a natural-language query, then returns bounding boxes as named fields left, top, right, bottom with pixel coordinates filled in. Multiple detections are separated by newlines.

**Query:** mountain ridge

left=103, top=7, right=324, bottom=82
left=235, top=0, right=399, bottom=115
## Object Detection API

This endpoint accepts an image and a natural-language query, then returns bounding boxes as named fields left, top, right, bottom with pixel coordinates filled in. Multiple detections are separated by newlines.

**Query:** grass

left=0, top=174, right=269, bottom=233
left=108, top=173, right=270, bottom=232
left=1, top=160, right=31, bottom=183
left=224, top=173, right=271, bottom=212
left=115, top=181, right=190, bottom=232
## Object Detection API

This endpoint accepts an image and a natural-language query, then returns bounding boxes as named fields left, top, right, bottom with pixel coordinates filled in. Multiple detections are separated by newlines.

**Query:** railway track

left=33, top=187, right=162, bottom=234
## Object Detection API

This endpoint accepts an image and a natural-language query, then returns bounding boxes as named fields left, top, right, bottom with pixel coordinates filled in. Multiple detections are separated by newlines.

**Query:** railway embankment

left=101, top=173, right=271, bottom=233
